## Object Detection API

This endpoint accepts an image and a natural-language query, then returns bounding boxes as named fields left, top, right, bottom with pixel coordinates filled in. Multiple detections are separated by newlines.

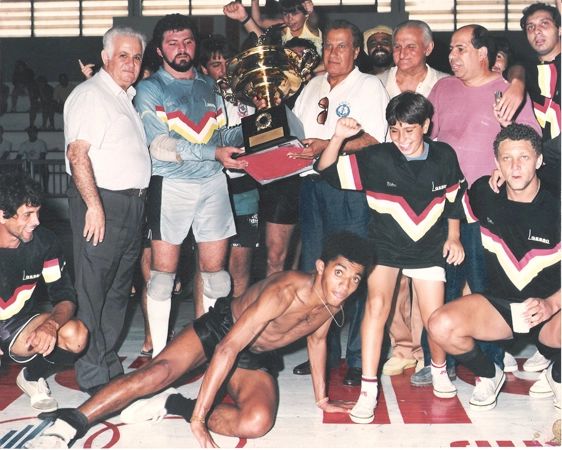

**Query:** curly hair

left=320, top=230, right=374, bottom=271
left=493, top=124, right=543, bottom=158
left=0, top=171, right=42, bottom=219
left=152, top=14, right=200, bottom=51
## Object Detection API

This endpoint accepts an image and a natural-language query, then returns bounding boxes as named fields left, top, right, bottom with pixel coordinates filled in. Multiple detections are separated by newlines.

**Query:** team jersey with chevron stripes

left=523, top=53, right=561, bottom=142
left=134, top=67, right=243, bottom=179
left=317, top=139, right=467, bottom=269
left=0, top=226, right=76, bottom=322
left=464, top=177, right=561, bottom=301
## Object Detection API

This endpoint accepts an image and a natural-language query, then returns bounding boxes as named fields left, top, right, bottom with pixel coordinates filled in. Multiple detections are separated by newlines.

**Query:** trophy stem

left=259, top=86, right=278, bottom=110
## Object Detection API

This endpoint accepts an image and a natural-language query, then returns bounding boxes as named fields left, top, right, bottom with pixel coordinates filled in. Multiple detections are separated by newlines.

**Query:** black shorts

left=0, top=313, right=40, bottom=363
left=231, top=213, right=259, bottom=248
left=482, top=293, right=559, bottom=359
left=192, top=297, right=280, bottom=377
left=258, top=175, right=301, bottom=225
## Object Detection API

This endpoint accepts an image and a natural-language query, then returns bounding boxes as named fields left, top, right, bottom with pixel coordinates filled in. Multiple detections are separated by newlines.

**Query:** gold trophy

left=214, top=30, right=319, bottom=154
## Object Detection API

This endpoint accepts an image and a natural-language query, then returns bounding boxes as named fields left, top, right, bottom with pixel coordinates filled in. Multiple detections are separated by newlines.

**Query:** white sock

left=147, top=294, right=171, bottom=357
left=202, top=294, right=217, bottom=313
left=360, top=376, right=378, bottom=397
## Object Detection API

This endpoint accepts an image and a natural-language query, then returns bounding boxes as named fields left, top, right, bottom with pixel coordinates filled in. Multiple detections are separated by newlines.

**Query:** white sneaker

left=545, top=364, right=561, bottom=410
left=120, top=387, right=178, bottom=424
left=431, top=365, right=457, bottom=399
left=16, top=368, right=58, bottom=412
left=523, top=350, right=550, bottom=372
left=529, top=369, right=555, bottom=399
left=23, top=435, right=68, bottom=449
left=469, top=364, right=506, bottom=411
left=349, top=391, right=377, bottom=424
left=23, top=419, right=76, bottom=449
left=503, top=352, right=518, bottom=372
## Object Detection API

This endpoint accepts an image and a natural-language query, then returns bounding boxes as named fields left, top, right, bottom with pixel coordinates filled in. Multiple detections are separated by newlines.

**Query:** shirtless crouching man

left=27, top=230, right=372, bottom=448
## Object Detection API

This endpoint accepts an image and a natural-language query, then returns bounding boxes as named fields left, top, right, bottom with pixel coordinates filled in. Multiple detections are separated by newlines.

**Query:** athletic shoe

left=523, top=350, right=550, bottom=372
left=469, top=364, right=506, bottom=411
left=529, top=369, right=555, bottom=399
left=503, top=352, right=518, bottom=372
left=16, top=368, right=58, bottom=412
left=382, top=357, right=417, bottom=376
left=23, top=435, right=68, bottom=449
left=23, top=419, right=77, bottom=449
left=431, top=365, right=457, bottom=398
left=120, top=387, right=178, bottom=424
left=350, top=391, right=377, bottom=424
left=545, top=364, right=561, bottom=410
left=410, top=365, right=457, bottom=387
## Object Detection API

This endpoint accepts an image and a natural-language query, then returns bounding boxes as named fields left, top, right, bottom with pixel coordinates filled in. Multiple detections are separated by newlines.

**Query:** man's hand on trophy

left=288, top=138, right=327, bottom=160
left=216, top=146, right=249, bottom=169
left=252, top=95, right=282, bottom=111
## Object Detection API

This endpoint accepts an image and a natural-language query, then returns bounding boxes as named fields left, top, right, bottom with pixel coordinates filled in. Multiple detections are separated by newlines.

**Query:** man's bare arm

left=190, top=278, right=296, bottom=447
left=289, top=130, right=378, bottom=160
left=307, top=323, right=355, bottom=413
left=67, top=140, right=105, bottom=245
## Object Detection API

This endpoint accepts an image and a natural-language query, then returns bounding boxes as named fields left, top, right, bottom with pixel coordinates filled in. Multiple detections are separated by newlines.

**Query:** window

left=0, top=0, right=127, bottom=37
left=0, top=0, right=555, bottom=37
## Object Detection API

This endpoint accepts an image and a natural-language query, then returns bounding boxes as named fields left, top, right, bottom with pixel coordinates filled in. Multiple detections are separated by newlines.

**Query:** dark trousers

left=68, top=181, right=145, bottom=390
left=299, top=178, right=370, bottom=367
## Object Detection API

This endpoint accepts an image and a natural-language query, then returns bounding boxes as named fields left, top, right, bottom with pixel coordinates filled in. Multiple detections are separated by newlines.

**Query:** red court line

left=390, top=367, right=471, bottom=424
left=323, top=361, right=390, bottom=424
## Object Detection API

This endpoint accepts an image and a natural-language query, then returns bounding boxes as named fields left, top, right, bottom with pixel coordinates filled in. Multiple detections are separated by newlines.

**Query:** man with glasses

left=288, top=19, right=389, bottom=386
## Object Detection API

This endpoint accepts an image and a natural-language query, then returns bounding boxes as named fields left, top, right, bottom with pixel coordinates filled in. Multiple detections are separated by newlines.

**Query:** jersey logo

left=336, top=103, right=351, bottom=118
left=528, top=229, right=550, bottom=245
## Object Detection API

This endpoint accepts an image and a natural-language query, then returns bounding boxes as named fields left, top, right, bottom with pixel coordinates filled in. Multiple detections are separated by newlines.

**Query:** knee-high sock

left=26, top=347, right=77, bottom=381
left=451, top=344, right=496, bottom=378
left=147, top=294, right=171, bottom=357
left=165, top=394, right=196, bottom=422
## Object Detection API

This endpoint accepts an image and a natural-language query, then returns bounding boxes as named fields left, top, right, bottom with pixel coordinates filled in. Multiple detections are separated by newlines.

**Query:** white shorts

left=402, top=266, right=446, bottom=282
left=147, top=172, right=236, bottom=245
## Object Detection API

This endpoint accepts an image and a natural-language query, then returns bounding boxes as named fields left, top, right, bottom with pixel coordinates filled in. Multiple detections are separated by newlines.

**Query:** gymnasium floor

left=1, top=292, right=560, bottom=449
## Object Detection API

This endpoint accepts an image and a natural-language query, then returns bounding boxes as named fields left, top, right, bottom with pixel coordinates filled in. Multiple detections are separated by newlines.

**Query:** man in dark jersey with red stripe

left=0, top=172, right=88, bottom=413
left=429, top=124, right=560, bottom=412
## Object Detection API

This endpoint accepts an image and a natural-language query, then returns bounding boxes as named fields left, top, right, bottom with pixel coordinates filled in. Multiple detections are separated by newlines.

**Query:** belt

left=110, top=188, right=147, bottom=197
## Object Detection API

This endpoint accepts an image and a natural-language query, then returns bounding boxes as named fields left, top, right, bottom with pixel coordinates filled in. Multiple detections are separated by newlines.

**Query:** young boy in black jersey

left=429, top=123, right=560, bottom=412
left=317, top=91, right=467, bottom=423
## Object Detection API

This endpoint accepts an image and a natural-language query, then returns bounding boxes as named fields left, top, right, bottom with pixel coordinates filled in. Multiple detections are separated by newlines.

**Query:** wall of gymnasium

left=0, top=6, right=536, bottom=82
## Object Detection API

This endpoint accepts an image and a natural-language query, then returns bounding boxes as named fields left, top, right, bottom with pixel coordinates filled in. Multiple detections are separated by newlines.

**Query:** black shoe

left=343, top=367, right=362, bottom=386
left=293, top=360, right=311, bottom=375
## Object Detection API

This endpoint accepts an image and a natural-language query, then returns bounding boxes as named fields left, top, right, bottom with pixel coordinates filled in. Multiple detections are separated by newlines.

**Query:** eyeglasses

left=317, top=97, right=329, bottom=125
